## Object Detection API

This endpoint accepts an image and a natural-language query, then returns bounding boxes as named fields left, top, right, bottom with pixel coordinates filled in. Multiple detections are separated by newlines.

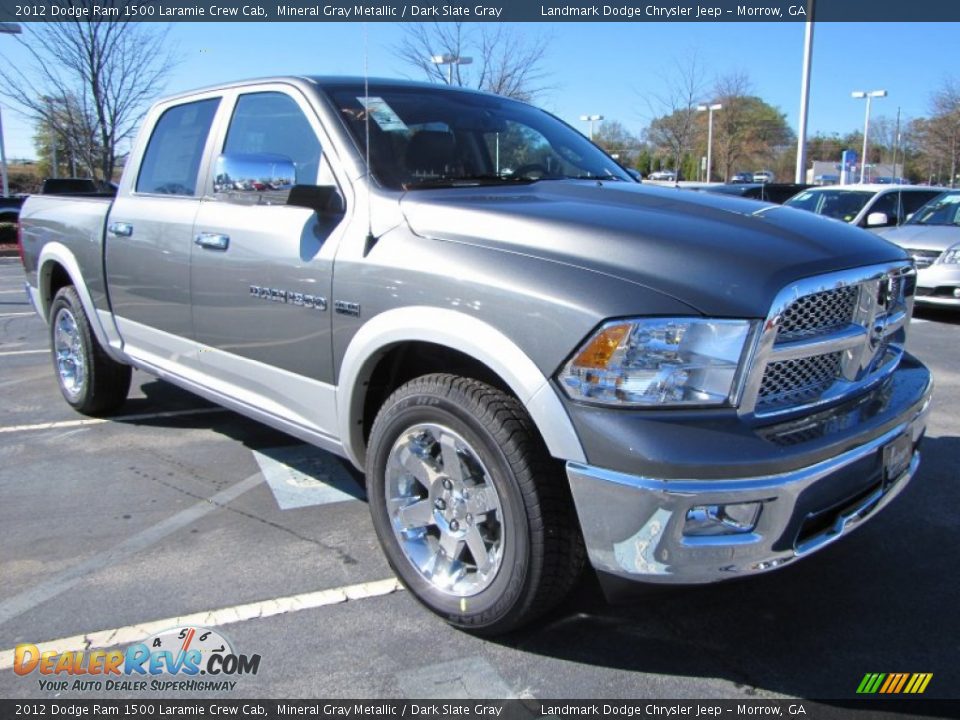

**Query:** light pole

left=0, top=22, right=22, bottom=198
left=696, top=103, right=722, bottom=182
left=795, top=1, right=815, bottom=183
left=579, top=114, right=603, bottom=141
left=852, top=89, right=887, bottom=183
left=431, top=54, right=473, bottom=85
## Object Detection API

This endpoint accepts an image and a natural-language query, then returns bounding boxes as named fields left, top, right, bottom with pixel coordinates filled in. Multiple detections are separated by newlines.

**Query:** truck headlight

left=937, top=243, right=960, bottom=265
left=558, top=318, right=755, bottom=407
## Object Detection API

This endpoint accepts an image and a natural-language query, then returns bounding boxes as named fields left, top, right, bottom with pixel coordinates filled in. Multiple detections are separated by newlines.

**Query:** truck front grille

left=745, top=263, right=915, bottom=417
left=776, top=286, right=859, bottom=341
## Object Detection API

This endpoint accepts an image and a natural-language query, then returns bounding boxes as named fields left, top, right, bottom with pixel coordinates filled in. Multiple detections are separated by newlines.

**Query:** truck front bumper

left=565, top=357, right=933, bottom=583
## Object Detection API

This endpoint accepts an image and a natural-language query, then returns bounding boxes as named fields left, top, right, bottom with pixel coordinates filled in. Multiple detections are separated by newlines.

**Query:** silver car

left=879, top=190, right=960, bottom=308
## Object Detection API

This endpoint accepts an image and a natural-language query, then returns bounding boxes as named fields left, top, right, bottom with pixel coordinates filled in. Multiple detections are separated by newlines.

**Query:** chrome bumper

left=567, top=392, right=932, bottom=583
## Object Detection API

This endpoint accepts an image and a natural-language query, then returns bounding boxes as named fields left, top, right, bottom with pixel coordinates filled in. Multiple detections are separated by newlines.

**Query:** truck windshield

left=327, top=85, right=631, bottom=190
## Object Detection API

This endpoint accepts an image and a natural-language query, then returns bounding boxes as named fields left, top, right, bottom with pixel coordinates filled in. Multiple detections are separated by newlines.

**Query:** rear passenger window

left=136, top=98, right=220, bottom=196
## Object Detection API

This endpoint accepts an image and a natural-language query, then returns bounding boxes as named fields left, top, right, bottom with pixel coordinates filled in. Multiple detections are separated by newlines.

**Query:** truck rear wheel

left=366, top=373, right=585, bottom=635
left=49, top=286, right=131, bottom=415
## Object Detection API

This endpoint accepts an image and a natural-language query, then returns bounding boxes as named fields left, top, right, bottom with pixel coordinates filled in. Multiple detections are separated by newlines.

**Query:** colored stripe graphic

left=857, top=672, right=932, bottom=694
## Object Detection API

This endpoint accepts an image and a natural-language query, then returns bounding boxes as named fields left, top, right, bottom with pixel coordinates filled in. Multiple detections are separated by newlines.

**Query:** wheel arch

left=336, top=306, right=586, bottom=470
left=36, top=242, right=121, bottom=360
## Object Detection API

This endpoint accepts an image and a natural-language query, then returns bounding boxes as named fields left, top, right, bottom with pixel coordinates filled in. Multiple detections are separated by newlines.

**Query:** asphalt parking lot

left=1, top=254, right=958, bottom=704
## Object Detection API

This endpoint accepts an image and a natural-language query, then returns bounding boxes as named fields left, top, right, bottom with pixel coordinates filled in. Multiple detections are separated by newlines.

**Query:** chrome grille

left=776, top=286, right=858, bottom=341
left=744, top=263, right=915, bottom=419
left=905, top=248, right=940, bottom=269
left=758, top=352, right=843, bottom=411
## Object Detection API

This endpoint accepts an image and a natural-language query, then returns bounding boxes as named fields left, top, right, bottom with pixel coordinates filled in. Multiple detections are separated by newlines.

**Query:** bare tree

left=0, top=11, right=178, bottom=181
left=394, top=23, right=552, bottom=101
left=642, top=53, right=707, bottom=177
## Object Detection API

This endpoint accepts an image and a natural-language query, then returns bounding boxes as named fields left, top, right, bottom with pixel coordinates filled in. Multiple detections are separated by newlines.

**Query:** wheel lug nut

left=442, top=479, right=453, bottom=490
left=466, top=513, right=473, bottom=524
left=435, top=499, right=446, bottom=510
left=450, top=520, right=459, bottom=531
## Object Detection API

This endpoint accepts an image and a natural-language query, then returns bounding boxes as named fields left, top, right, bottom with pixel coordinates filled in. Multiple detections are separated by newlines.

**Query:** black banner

left=1, top=699, right=959, bottom=720
left=3, top=0, right=960, bottom=23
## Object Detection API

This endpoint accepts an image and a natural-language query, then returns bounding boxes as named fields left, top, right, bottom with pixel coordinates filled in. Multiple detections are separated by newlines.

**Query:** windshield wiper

left=403, top=175, right=536, bottom=190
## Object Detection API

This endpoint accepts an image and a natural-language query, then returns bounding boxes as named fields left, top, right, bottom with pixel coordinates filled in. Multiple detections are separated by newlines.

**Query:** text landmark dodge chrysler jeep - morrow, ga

left=18, top=77, right=933, bottom=634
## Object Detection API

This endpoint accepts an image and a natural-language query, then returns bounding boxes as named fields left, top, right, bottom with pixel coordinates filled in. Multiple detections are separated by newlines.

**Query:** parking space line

left=0, top=312, right=34, bottom=318
left=0, top=349, right=46, bottom=356
left=0, top=470, right=265, bottom=628
left=0, top=578, right=402, bottom=670
left=0, top=289, right=24, bottom=294
left=0, top=407, right=227, bottom=434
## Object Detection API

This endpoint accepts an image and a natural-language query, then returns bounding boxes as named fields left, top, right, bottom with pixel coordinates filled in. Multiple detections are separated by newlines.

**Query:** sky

left=0, top=20, right=957, bottom=161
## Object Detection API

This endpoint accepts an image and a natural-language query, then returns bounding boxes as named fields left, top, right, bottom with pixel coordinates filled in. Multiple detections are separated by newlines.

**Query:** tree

left=707, top=73, right=794, bottom=181
left=0, top=11, right=177, bottom=181
left=592, top=121, right=644, bottom=168
left=642, top=53, right=707, bottom=176
left=912, top=79, right=960, bottom=186
left=394, top=23, right=551, bottom=101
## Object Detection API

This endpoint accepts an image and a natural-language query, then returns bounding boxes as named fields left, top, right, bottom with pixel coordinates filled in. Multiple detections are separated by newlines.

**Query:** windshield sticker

left=358, top=97, right=408, bottom=133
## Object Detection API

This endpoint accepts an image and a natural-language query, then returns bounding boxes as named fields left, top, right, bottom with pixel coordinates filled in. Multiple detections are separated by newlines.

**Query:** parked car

left=783, top=184, right=944, bottom=230
left=813, top=174, right=840, bottom=186
left=700, top=182, right=813, bottom=204
left=18, top=76, right=931, bottom=634
left=753, top=170, right=775, bottom=183
left=877, top=190, right=960, bottom=308
left=0, top=195, right=26, bottom=224
left=730, top=172, right=753, bottom=184
left=647, top=169, right=677, bottom=181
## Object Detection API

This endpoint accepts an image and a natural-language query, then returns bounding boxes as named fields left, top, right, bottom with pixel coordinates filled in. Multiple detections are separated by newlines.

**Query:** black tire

left=366, top=373, right=585, bottom=635
left=49, top=286, right=131, bottom=415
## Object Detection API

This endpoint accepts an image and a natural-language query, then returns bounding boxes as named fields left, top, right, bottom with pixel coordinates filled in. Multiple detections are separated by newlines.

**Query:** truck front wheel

left=49, top=286, right=131, bottom=415
left=366, top=373, right=585, bottom=635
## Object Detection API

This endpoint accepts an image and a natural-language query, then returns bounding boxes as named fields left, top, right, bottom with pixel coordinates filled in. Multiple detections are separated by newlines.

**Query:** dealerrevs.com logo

left=14, top=626, right=261, bottom=692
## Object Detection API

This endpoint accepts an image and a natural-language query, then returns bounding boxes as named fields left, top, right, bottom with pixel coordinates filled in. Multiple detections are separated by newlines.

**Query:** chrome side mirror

left=213, top=153, right=296, bottom=205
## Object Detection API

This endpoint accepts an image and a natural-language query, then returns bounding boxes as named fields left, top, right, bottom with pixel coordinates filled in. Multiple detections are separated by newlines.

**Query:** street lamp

left=431, top=54, right=472, bottom=85
left=579, top=114, right=603, bottom=141
left=696, top=103, right=722, bottom=182
left=852, top=89, right=887, bottom=183
left=0, top=22, right=22, bottom=199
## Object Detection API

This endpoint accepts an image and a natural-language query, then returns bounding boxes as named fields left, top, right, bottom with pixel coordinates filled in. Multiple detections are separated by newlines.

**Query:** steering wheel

left=510, top=163, right=551, bottom=180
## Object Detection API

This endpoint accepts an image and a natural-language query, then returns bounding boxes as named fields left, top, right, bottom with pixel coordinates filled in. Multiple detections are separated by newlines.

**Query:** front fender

left=336, top=306, right=586, bottom=470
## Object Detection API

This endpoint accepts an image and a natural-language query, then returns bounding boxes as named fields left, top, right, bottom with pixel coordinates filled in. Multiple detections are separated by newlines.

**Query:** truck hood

left=876, top=224, right=960, bottom=252
left=399, top=182, right=908, bottom=318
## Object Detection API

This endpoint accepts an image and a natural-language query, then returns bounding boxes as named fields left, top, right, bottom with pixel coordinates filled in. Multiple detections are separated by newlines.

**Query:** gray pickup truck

left=19, top=77, right=933, bottom=634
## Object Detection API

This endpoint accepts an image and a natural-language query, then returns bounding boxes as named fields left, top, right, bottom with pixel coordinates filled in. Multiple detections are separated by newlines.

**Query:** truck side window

left=136, top=98, right=220, bottom=196
left=224, top=93, right=323, bottom=185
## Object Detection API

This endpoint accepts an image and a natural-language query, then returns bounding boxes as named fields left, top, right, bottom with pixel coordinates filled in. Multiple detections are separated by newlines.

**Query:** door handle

left=107, top=222, right=133, bottom=237
left=194, top=233, right=230, bottom=251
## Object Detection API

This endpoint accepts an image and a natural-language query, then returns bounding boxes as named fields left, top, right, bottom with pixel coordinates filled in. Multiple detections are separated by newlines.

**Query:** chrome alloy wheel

left=385, top=423, right=504, bottom=596
left=53, top=307, right=85, bottom=398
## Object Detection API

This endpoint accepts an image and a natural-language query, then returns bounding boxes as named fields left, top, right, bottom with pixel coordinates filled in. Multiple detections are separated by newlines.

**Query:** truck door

left=106, top=95, right=221, bottom=363
left=190, top=87, right=346, bottom=438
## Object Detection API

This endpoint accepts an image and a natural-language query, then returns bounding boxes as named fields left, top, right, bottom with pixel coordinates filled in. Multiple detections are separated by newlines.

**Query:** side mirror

left=213, top=153, right=296, bottom=205
left=866, top=212, right=889, bottom=227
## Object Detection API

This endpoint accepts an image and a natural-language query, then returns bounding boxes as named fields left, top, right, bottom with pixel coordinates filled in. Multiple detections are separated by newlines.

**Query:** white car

left=647, top=170, right=677, bottom=181
left=753, top=170, right=775, bottom=183
left=783, top=184, right=944, bottom=230
left=878, top=190, right=960, bottom=308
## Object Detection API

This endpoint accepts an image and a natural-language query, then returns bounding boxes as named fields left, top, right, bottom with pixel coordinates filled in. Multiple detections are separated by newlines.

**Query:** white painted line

left=0, top=469, right=265, bottom=628
left=0, top=312, right=34, bottom=318
left=0, top=406, right=227, bottom=434
left=0, top=289, right=25, bottom=294
left=0, top=578, right=402, bottom=670
left=0, top=348, right=46, bottom=356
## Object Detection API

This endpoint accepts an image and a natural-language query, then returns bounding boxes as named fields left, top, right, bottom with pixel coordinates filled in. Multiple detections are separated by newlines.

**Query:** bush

left=0, top=222, right=17, bottom=244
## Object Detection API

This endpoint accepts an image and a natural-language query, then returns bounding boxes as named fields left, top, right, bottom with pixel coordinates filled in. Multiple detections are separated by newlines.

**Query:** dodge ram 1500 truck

left=19, top=77, right=933, bottom=634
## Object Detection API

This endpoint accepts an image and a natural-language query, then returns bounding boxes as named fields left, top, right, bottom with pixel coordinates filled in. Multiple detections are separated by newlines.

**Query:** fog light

left=684, top=502, right=762, bottom=536
left=953, top=288, right=960, bottom=298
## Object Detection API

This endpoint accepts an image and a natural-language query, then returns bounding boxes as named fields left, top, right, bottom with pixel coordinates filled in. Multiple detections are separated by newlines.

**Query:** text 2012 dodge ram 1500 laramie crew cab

left=19, top=77, right=933, bottom=634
